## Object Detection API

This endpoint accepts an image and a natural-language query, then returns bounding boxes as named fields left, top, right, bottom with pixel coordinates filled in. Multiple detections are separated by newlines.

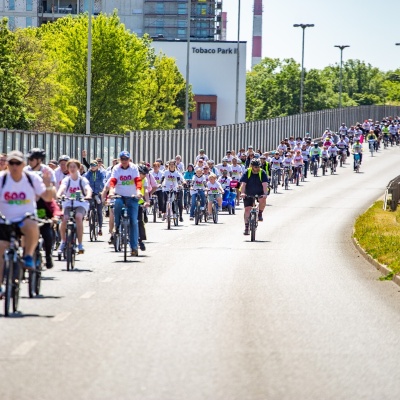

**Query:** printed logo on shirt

left=4, top=192, right=30, bottom=205
left=119, top=175, right=134, bottom=186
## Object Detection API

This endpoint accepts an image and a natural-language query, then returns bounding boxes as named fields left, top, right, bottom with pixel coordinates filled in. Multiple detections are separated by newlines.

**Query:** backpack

left=1, top=171, right=34, bottom=190
left=65, top=176, right=86, bottom=195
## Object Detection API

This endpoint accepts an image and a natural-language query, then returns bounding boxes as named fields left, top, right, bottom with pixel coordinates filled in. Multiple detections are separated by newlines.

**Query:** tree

left=0, top=18, right=29, bottom=130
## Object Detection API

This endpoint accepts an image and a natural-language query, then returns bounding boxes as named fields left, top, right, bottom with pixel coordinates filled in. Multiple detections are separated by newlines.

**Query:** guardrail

left=384, top=176, right=400, bottom=211
left=1, top=105, right=400, bottom=166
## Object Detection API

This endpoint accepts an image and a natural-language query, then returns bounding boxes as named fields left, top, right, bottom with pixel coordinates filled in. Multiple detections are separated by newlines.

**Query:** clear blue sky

left=224, top=0, right=400, bottom=72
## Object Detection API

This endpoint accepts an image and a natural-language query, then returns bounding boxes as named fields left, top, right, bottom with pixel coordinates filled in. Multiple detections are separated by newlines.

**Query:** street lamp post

left=86, top=0, right=93, bottom=135
left=293, top=23, right=314, bottom=114
left=235, top=0, right=241, bottom=124
left=334, top=45, right=350, bottom=108
left=185, top=0, right=191, bottom=130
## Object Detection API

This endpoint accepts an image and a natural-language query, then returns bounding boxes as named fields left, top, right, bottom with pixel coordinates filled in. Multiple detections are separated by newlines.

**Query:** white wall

left=152, top=40, right=247, bottom=126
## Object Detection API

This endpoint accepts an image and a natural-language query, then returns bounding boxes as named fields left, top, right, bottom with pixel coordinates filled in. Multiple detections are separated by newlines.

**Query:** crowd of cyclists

left=0, top=115, right=399, bottom=313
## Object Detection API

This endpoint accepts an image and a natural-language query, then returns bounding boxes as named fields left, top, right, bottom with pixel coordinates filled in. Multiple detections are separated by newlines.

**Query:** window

left=8, top=16, right=15, bottom=30
left=199, top=104, right=211, bottom=120
left=195, top=4, right=207, bottom=16
left=177, top=29, right=186, bottom=37
left=156, top=2, right=164, bottom=14
left=9, top=0, right=15, bottom=11
left=26, top=0, right=33, bottom=11
left=26, top=17, right=33, bottom=27
left=177, top=3, right=187, bottom=15
left=177, top=20, right=186, bottom=28
left=155, top=20, right=164, bottom=35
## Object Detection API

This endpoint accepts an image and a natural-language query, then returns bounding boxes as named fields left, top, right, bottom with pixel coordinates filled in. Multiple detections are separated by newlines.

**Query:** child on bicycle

left=206, top=174, right=224, bottom=219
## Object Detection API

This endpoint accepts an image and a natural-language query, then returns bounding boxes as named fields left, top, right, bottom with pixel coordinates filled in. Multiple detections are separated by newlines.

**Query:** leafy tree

left=0, top=18, right=29, bottom=129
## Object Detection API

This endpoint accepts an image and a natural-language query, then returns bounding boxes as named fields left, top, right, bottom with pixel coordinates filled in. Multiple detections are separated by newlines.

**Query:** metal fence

left=130, top=105, right=400, bottom=164
left=0, top=130, right=130, bottom=167
left=1, top=105, right=400, bottom=167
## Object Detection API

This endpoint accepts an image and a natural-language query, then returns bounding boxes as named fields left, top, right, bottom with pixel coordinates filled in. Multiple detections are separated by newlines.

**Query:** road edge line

left=351, top=228, right=400, bottom=287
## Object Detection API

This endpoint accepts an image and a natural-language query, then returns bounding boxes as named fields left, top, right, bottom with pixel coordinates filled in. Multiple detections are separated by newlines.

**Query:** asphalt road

left=1, top=145, right=400, bottom=400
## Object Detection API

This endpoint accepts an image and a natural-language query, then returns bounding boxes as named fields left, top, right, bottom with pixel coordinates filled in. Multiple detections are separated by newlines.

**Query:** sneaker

left=98, top=230, right=103, bottom=236
left=190, top=217, right=194, bottom=220
left=46, top=257, right=54, bottom=269
left=77, top=244, right=85, bottom=254
left=131, top=249, right=138, bottom=257
left=108, top=234, right=114, bottom=245
left=243, top=229, right=250, bottom=235
left=58, top=242, right=65, bottom=254
left=179, top=216, right=184, bottom=222
left=200, top=207, right=204, bottom=211
left=139, top=242, right=146, bottom=251
left=258, top=214, right=263, bottom=222
left=162, top=214, right=166, bottom=221
left=23, top=255, right=36, bottom=271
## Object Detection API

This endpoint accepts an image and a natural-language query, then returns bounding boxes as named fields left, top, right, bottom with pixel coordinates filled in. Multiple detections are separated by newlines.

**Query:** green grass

left=354, top=200, right=400, bottom=275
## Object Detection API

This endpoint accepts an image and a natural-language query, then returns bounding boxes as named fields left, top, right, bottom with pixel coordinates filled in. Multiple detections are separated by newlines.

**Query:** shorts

left=243, top=194, right=263, bottom=208
left=208, top=193, right=221, bottom=201
left=0, top=223, right=22, bottom=241
left=63, top=206, right=86, bottom=217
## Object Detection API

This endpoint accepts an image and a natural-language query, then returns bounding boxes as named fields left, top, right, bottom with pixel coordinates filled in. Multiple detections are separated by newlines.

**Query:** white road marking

left=80, top=291, right=96, bottom=299
left=11, top=341, right=37, bottom=356
left=53, top=311, right=72, bottom=322
left=101, top=277, right=114, bottom=283
left=120, top=265, right=130, bottom=271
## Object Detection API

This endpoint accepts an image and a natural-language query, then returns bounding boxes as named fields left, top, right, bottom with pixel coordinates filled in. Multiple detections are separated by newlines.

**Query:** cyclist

left=24, top=148, right=59, bottom=269
left=328, top=143, right=339, bottom=171
left=109, top=151, right=142, bottom=257
left=352, top=139, right=363, bottom=170
left=207, top=173, right=224, bottom=218
left=282, top=152, right=293, bottom=185
left=57, top=159, right=92, bottom=255
left=382, top=124, right=390, bottom=144
left=55, top=155, right=70, bottom=189
left=336, top=136, right=348, bottom=163
left=309, top=142, right=321, bottom=168
left=339, top=123, right=348, bottom=136
left=101, top=178, right=116, bottom=245
left=366, top=130, right=378, bottom=152
left=0, top=151, right=54, bottom=295
left=160, top=159, right=185, bottom=222
left=218, top=169, right=232, bottom=191
left=189, top=168, right=207, bottom=221
left=84, top=160, right=106, bottom=236
left=321, top=146, right=329, bottom=172
left=216, top=157, right=232, bottom=176
left=195, top=149, right=208, bottom=163
left=240, top=159, right=269, bottom=235
left=137, top=166, right=151, bottom=251
left=270, top=152, right=283, bottom=185
left=175, top=155, right=185, bottom=174
left=301, top=144, right=310, bottom=178
left=292, top=150, right=304, bottom=181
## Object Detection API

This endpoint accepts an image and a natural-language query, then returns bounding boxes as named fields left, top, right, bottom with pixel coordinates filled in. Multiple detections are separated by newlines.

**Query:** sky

left=223, top=0, right=400, bottom=72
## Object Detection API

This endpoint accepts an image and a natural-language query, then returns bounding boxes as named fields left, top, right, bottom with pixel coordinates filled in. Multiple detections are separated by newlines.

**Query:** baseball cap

left=119, top=151, right=130, bottom=159
left=7, top=150, right=24, bottom=162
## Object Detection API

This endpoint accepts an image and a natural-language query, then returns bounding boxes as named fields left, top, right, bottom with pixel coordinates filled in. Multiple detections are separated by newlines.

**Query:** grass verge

left=354, top=200, right=400, bottom=275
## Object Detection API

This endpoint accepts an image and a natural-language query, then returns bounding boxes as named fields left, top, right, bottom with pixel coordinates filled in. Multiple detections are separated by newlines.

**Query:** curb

left=351, top=230, right=400, bottom=287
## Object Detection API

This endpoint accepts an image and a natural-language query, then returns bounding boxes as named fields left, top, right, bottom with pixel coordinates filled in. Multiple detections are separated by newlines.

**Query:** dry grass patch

left=354, top=200, right=400, bottom=275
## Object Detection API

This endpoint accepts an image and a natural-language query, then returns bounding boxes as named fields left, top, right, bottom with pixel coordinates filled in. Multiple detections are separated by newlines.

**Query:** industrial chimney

left=252, top=0, right=263, bottom=69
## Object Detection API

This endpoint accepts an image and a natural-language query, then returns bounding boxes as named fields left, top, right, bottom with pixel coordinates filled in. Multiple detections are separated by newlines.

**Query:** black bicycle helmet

left=27, top=148, right=46, bottom=160
left=58, top=155, right=70, bottom=162
left=250, top=159, right=261, bottom=167
left=138, top=165, right=149, bottom=175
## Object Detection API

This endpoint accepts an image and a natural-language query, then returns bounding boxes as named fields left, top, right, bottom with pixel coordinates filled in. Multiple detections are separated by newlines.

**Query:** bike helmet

left=27, top=148, right=46, bottom=160
left=222, top=157, right=229, bottom=162
left=138, top=165, right=149, bottom=175
left=250, top=159, right=261, bottom=167
left=58, top=155, right=70, bottom=162
left=314, top=143, right=319, bottom=147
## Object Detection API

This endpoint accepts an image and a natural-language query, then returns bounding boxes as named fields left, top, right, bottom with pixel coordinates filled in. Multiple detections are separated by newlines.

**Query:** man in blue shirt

left=84, top=160, right=106, bottom=235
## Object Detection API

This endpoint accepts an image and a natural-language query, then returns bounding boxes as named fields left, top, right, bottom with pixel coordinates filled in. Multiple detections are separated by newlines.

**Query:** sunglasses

left=8, top=160, right=22, bottom=166
left=120, top=157, right=129, bottom=161
left=90, top=164, right=98, bottom=167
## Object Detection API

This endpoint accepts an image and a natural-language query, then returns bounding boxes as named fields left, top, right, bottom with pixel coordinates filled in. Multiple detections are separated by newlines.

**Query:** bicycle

left=293, top=165, right=302, bottom=185
left=271, top=169, right=280, bottom=193
left=1, top=213, right=42, bottom=316
left=149, top=194, right=159, bottom=223
left=368, top=140, right=375, bottom=157
left=192, top=189, right=206, bottom=225
left=60, top=196, right=79, bottom=271
left=211, top=195, right=219, bottom=224
left=283, top=166, right=291, bottom=190
left=183, top=181, right=192, bottom=214
left=329, top=156, right=336, bottom=174
left=383, top=135, right=389, bottom=149
left=88, top=195, right=100, bottom=242
left=338, top=149, right=346, bottom=167
left=321, top=158, right=328, bottom=176
left=165, top=189, right=179, bottom=229
left=247, top=195, right=261, bottom=242
left=354, top=153, right=361, bottom=173
left=28, top=228, right=46, bottom=298
left=113, top=195, right=130, bottom=262
left=310, top=157, right=318, bottom=177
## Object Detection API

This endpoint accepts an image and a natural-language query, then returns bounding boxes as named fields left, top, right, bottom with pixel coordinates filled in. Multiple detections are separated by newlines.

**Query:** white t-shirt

left=216, top=163, right=232, bottom=176
left=60, top=175, right=91, bottom=211
left=207, top=180, right=223, bottom=195
left=292, top=155, right=304, bottom=167
left=24, top=164, right=56, bottom=184
left=110, top=162, right=140, bottom=197
left=218, top=176, right=231, bottom=190
left=0, top=171, right=45, bottom=222
left=195, top=154, right=209, bottom=163
left=231, top=164, right=244, bottom=180
left=270, top=157, right=283, bottom=169
left=162, top=169, right=183, bottom=191
left=151, top=170, right=163, bottom=191
left=176, top=162, right=185, bottom=173
left=283, top=157, right=293, bottom=167
left=190, top=174, right=207, bottom=194
left=55, top=167, right=69, bottom=189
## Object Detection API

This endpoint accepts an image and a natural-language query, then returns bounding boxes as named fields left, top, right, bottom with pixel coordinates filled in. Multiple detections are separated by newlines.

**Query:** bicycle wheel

left=4, top=257, right=13, bottom=316
left=174, top=201, right=179, bottom=226
left=89, top=210, right=95, bottom=242
left=114, top=232, right=121, bottom=252
left=284, top=174, right=288, bottom=190
left=167, top=203, right=171, bottom=230
left=195, top=203, right=200, bottom=225
left=212, top=203, right=218, bottom=223
left=153, top=200, right=157, bottom=223
left=273, top=174, right=278, bottom=193
left=296, top=170, right=300, bottom=186
left=93, top=211, right=98, bottom=241
left=122, top=219, right=128, bottom=262
left=66, top=228, right=74, bottom=271
left=12, top=263, right=23, bottom=313
left=313, top=163, right=318, bottom=177
left=250, top=213, right=256, bottom=242
left=28, top=261, right=37, bottom=298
